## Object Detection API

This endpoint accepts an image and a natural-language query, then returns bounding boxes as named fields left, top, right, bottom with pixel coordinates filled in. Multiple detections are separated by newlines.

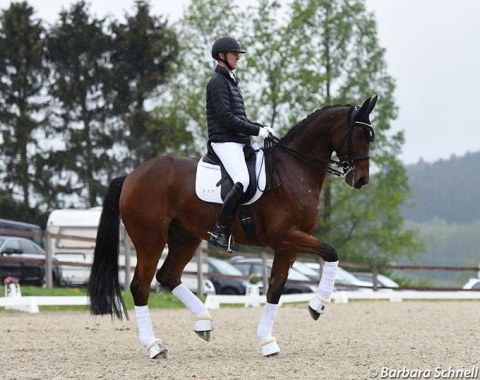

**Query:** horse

left=88, top=96, right=377, bottom=358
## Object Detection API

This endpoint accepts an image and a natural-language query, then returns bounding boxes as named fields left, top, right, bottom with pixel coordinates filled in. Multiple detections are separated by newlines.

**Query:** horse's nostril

left=355, top=177, right=368, bottom=188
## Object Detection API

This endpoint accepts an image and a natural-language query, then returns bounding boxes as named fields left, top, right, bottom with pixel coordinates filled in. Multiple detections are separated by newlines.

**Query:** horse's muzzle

left=345, top=170, right=369, bottom=189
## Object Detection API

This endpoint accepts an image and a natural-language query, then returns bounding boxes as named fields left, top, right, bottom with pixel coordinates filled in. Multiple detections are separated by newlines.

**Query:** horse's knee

left=155, top=270, right=180, bottom=292
left=321, top=244, right=338, bottom=262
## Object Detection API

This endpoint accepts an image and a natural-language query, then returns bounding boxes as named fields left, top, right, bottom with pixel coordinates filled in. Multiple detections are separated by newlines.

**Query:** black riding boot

left=208, top=182, right=244, bottom=252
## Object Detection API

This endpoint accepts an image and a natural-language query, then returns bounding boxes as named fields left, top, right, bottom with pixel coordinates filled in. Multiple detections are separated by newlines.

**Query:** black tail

left=88, top=175, right=128, bottom=320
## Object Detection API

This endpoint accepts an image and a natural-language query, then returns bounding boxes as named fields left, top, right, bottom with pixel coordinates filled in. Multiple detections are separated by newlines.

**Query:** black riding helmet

left=211, top=36, right=246, bottom=60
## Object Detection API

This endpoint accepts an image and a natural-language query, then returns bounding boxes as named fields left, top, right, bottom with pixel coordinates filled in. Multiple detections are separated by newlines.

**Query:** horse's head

left=331, top=96, right=377, bottom=189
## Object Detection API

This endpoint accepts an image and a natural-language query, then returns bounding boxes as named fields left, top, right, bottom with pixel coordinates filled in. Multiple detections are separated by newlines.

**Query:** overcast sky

left=3, top=0, right=480, bottom=164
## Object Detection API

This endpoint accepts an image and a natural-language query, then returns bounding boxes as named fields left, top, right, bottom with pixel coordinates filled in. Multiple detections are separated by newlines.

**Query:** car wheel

left=222, top=287, right=240, bottom=295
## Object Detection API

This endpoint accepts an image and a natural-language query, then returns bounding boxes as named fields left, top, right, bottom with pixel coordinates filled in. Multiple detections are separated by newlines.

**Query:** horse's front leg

left=283, top=228, right=339, bottom=320
left=256, top=251, right=296, bottom=357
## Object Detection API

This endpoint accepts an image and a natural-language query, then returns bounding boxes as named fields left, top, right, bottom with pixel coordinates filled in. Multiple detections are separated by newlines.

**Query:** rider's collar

left=216, top=64, right=238, bottom=84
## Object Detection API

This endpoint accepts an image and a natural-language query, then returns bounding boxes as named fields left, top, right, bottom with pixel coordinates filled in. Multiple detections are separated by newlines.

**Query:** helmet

left=211, top=36, right=246, bottom=60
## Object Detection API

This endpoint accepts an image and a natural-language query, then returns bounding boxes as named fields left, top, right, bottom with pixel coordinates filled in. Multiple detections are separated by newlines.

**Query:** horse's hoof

left=195, top=330, right=211, bottom=342
left=265, top=351, right=280, bottom=358
left=261, top=337, right=281, bottom=357
left=147, top=339, right=168, bottom=359
left=151, top=349, right=168, bottom=359
left=308, top=295, right=328, bottom=320
left=308, top=305, right=321, bottom=321
left=194, top=312, right=213, bottom=341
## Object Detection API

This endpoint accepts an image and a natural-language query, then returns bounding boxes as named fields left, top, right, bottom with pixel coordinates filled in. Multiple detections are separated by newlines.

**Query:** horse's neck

left=286, top=116, right=333, bottom=165
left=279, top=115, right=333, bottom=187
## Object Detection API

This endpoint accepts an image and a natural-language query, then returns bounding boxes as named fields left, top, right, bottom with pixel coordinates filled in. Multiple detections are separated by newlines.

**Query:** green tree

left=0, top=2, right=49, bottom=209
left=177, top=0, right=422, bottom=262
left=110, top=0, right=181, bottom=166
left=162, top=0, right=246, bottom=155
left=45, top=1, right=115, bottom=207
left=284, top=0, right=422, bottom=262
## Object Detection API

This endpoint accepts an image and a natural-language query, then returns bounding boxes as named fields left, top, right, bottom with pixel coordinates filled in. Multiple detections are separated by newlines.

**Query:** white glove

left=264, top=126, right=276, bottom=136
left=258, top=126, right=275, bottom=140
left=258, top=127, right=269, bottom=140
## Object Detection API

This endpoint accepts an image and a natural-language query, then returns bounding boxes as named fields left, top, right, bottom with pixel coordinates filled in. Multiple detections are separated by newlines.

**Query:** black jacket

left=206, top=65, right=262, bottom=143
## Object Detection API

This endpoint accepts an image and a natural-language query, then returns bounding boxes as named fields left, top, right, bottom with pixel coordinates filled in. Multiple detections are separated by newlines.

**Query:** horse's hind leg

left=130, top=238, right=168, bottom=359
left=156, top=220, right=213, bottom=341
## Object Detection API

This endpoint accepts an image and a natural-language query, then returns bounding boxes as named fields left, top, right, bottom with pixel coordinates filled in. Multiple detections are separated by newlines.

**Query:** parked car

left=303, top=262, right=372, bottom=291
left=229, top=256, right=315, bottom=294
left=207, top=257, right=249, bottom=295
left=462, top=278, right=480, bottom=290
left=352, top=272, right=400, bottom=289
left=0, top=235, right=61, bottom=286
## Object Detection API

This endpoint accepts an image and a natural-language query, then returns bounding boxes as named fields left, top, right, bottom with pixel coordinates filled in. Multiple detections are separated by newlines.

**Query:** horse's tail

left=88, top=175, right=128, bottom=320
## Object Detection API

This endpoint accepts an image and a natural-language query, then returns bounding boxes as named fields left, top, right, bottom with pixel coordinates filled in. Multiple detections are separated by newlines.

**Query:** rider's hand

left=263, top=126, right=276, bottom=136
left=258, top=127, right=270, bottom=140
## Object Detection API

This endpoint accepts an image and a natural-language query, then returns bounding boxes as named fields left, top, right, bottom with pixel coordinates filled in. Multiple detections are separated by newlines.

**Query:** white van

left=46, top=208, right=215, bottom=295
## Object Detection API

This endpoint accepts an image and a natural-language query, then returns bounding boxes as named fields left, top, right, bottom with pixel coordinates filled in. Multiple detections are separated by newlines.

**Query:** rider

left=206, top=36, right=274, bottom=252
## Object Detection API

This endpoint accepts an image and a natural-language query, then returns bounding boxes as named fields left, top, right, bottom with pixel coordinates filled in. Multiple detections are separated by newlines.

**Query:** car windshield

left=209, top=257, right=243, bottom=275
left=336, top=267, right=362, bottom=283
left=0, top=238, right=4, bottom=246
left=293, top=262, right=321, bottom=279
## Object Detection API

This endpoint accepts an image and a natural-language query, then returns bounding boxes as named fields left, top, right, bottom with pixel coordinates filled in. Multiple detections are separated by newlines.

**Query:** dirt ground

left=1, top=301, right=479, bottom=380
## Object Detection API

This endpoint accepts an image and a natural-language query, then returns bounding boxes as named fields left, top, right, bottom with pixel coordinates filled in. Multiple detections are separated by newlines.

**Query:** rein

left=264, top=108, right=374, bottom=178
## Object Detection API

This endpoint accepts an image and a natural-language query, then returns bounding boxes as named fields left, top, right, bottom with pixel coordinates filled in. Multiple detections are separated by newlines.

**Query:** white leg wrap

left=256, top=303, right=279, bottom=340
left=194, top=311, right=213, bottom=332
left=260, top=337, right=281, bottom=357
left=172, top=283, right=207, bottom=316
left=135, top=306, right=156, bottom=347
left=308, top=293, right=331, bottom=315
left=146, top=338, right=167, bottom=359
left=317, top=260, right=338, bottom=299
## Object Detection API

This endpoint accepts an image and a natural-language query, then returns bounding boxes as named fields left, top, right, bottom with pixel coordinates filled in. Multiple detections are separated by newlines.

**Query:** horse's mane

left=282, top=104, right=352, bottom=143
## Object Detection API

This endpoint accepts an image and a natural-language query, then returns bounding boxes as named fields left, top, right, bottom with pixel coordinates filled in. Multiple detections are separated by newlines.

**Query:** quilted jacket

left=206, top=65, right=262, bottom=143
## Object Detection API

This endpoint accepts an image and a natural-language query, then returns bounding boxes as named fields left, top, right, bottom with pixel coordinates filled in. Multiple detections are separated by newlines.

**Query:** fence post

left=45, top=231, right=53, bottom=288
left=372, top=263, right=379, bottom=291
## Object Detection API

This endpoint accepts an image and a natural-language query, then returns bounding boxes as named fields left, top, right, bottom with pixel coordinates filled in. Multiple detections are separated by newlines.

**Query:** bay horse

left=88, top=96, right=377, bottom=358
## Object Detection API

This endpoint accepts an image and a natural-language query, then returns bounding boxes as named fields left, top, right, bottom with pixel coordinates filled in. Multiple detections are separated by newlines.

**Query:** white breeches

left=211, top=142, right=249, bottom=191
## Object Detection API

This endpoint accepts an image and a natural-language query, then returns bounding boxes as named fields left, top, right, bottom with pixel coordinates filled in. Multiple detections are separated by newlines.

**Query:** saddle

left=203, top=142, right=259, bottom=204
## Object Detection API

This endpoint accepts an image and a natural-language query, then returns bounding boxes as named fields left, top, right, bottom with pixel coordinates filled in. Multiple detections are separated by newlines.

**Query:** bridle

left=264, top=106, right=375, bottom=178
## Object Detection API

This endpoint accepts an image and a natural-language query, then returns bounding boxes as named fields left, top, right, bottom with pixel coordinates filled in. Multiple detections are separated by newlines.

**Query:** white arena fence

left=2, top=284, right=480, bottom=314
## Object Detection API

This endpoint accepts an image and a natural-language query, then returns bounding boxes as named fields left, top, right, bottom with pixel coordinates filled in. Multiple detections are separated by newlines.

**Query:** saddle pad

left=195, top=145, right=266, bottom=205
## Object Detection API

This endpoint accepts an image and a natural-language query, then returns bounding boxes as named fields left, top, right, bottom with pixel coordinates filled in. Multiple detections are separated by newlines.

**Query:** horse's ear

left=357, top=97, right=372, bottom=118
left=367, top=95, right=378, bottom=114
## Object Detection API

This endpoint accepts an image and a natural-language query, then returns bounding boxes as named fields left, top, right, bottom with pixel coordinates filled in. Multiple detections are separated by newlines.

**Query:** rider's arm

left=207, top=77, right=262, bottom=136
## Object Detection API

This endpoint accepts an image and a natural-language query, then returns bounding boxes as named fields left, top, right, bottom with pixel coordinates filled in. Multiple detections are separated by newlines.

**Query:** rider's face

left=223, top=52, right=240, bottom=69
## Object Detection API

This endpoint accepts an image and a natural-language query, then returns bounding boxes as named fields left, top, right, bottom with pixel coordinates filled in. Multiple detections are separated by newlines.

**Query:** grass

left=3, top=286, right=187, bottom=312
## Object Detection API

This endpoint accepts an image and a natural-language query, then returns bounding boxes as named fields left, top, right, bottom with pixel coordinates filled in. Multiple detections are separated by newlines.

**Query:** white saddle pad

left=195, top=143, right=266, bottom=205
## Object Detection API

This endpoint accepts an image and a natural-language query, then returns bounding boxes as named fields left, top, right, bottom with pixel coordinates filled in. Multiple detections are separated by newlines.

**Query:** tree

left=176, top=0, right=422, bottom=262
left=161, top=0, right=246, bottom=156
left=45, top=1, right=115, bottom=207
left=283, top=0, right=423, bottom=262
left=0, top=2, right=49, bottom=209
left=110, top=0, right=181, bottom=167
